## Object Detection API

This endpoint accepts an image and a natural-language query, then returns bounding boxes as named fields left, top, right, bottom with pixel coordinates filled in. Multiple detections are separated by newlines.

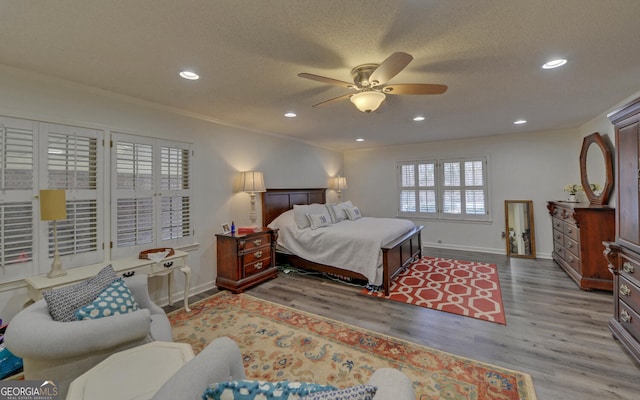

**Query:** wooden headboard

left=261, top=188, right=327, bottom=226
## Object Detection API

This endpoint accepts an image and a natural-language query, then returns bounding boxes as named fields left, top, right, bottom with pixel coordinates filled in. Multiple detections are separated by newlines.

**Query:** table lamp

left=40, top=189, right=67, bottom=278
left=240, top=171, right=266, bottom=227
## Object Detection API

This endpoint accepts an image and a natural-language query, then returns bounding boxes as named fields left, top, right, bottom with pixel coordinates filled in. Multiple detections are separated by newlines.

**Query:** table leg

left=180, top=265, right=192, bottom=312
left=167, top=270, right=174, bottom=306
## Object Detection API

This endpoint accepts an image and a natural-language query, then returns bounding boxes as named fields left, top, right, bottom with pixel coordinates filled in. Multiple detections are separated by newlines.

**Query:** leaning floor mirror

left=505, top=200, right=536, bottom=258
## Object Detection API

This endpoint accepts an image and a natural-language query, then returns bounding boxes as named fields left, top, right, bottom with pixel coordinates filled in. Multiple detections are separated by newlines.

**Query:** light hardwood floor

left=167, top=248, right=640, bottom=400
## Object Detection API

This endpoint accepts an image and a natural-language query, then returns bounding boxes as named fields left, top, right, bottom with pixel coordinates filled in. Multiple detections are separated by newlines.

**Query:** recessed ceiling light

left=514, top=119, right=527, bottom=125
left=356, top=138, right=364, bottom=142
left=542, top=59, right=567, bottom=69
left=284, top=112, right=297, bottom=118
left=179, top=71, right=199, bottom=80
left=413, top=116, right=426, bottom=122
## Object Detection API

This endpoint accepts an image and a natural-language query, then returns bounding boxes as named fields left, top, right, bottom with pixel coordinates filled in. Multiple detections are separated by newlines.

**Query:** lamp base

left=47, top=254, right=66, bottom=278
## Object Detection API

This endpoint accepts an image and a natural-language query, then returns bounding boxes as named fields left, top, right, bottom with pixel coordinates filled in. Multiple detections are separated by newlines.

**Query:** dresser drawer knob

left=163, top=261, right=174, bottom=268
left=620, top=309, right=632, bottom=323
left=623, top=262, right=635, bottom=273
left=620, top=284, right=632, bottom=297
left=254, top=250, right=262, bottom=258
left=255, top=262, right=263, bottom=270
left=567, top=228, right=573, bottom=233
left=253, top=239, right=262, bottom=246
left=567, top=243, right=573, bottom=249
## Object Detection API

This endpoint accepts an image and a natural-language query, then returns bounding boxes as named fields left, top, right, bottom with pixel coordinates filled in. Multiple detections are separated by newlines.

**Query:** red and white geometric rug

left=361, top=256, right=506, bottom=324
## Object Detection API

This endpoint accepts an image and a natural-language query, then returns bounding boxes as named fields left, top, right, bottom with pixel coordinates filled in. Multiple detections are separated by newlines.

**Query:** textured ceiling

left=1, top=0, right=640, bottom=150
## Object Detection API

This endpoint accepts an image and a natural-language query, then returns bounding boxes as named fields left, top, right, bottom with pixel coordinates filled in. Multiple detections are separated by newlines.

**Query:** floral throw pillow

left=301, top=385, right=377, bottom=400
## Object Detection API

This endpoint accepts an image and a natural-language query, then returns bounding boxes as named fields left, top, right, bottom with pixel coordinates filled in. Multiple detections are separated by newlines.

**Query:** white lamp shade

left=350, top=91, right=386, bottom=112
left=40, top=190, right=67, bottom=221
left=240, top=171, right=266, bottom=193
left=332, top=176, right=347, bottom=190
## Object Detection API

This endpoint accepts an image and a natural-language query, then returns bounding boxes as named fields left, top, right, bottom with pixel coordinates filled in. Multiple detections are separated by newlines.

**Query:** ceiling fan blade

left=382, top=83, right=448, bottom=95
left=369, top=52, right=413, bottom=86
left=298, top=73, right=354, bottom=88
left=312, top=93, right=353, bottom=107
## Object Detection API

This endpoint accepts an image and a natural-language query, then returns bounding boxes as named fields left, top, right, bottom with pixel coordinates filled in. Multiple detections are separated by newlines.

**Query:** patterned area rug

left=361, top=257, right=506, bottom=324
left=168, top=292, right=536, bottom=400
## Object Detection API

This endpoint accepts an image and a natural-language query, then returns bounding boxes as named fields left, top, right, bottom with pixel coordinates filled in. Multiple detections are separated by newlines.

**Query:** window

left=0, top=117, right=104, bottom=283
left=111, top=133, right=192, bottom=259
left=398, top=157, right=489, bottom=221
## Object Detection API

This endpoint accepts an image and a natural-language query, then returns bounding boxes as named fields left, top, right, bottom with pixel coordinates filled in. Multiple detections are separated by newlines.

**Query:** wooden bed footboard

left=262, top=188, right=424, bottom=296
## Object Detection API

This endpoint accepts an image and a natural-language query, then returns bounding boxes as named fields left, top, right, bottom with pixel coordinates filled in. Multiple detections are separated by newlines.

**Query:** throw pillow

left=75, top=278, right=140, bottom=320
left=293, top=204, right=328, bottom=229
left=306, top=212, right=332, bottom=230
left=301, top=385, right=377, bottom=400
left=203, top=380, right=337, bottom=400
left=345, top=206, right=362, bottom=220
left=43, top=264, right=118, bottom=322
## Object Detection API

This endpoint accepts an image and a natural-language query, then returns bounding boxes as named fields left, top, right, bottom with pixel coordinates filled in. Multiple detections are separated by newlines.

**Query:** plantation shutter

left=0, top=116, right=36, bottom=281
left=40, top=123, right=104, bottom=267
left=112, top=133, right=193, bottom=258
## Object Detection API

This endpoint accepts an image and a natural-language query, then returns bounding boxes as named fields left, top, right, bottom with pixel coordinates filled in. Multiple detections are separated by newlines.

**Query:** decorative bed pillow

left=301, top=385, right=377, bottom=400
left=203, top=380, right=337, bottom=400
left=42, top=264, right=118, bottom=322
left=345, top=206, right=362, bottom=220
left=293, top=204, right=329, bottom=229
left=75, top=277, right=140, bottom=320
left=267, top=209, right=297, bottom=231
left=327, top=201, right=353, bottom=223
left=306, top=212, right=332, bottom=229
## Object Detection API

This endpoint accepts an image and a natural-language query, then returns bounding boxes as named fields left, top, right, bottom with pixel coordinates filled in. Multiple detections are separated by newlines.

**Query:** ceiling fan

left=298, top=52, right=447, bottom=113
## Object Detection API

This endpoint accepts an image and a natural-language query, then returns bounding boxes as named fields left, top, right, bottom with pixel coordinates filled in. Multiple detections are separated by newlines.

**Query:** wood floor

left=166, top=248, right=640, bottom=400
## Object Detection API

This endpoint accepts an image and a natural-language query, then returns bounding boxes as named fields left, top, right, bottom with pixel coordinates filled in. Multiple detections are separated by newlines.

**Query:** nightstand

left=215, top=228, right=278, bottom=293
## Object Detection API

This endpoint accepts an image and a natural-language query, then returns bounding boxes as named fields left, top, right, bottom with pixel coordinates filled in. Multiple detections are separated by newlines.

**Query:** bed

left=261, top=188, right=423, bottom=296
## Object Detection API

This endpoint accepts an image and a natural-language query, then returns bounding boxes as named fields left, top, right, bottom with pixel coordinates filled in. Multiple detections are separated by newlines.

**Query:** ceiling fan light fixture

left=350, top=91, right=386, bottom=113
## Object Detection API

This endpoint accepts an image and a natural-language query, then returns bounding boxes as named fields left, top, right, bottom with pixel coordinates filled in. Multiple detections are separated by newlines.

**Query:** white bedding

left=267, top=209, right=416, bottom=286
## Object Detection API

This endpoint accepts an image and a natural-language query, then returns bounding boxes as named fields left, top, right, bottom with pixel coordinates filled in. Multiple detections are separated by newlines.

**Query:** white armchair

left=4, top=273, right=172, bottom=398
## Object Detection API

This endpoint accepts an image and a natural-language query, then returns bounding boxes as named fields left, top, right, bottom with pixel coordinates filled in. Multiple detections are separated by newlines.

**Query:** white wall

left=0, top=66, right=343, bottom=320
left=344, top=128, right=584, bottom=256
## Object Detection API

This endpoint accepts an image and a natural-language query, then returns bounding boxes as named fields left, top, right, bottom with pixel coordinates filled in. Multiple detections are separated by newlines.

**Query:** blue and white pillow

left=203, top=380, right=337, bottom=400
left=302, top=385, right=377, bottom=400
left=75, top=278, right=139, bottom=320
left=345, top=206, right=362, bottom=221
left=306, top=212, right=332, bottom=230
left=43, top=264, right=117, bottom=322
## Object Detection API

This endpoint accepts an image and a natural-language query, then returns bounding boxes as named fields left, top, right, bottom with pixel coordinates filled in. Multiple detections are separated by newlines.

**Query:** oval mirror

left=505, top=200, right=536, bottom=258
left=579, top=132, right=613, bottom=205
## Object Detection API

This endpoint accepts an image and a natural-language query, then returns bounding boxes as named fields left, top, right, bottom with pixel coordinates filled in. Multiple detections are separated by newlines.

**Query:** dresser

left=604, top=96, right=640, bottom=365
left=547, top=201, right=614, bottom=290
left=215, top=228, right=278, bottom=293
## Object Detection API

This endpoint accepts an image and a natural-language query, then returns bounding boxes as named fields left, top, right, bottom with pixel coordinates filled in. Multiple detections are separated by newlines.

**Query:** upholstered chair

left=4, top=273, right=172, bottom=398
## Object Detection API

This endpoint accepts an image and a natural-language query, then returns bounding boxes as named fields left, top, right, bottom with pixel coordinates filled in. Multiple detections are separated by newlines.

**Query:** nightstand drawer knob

left=122, top=271, right=135, bottom=278
left=255, top=262, right=263, bottom=270
left=163, top=261, right=174, bottom=268
left=254, top=250, right=262, bottom=258
left=620, top=309, right=632, bottom=323
left=253, top=239, right=262, bottom=246
left=620, top=284, right=632, bottom=296
left=623, top=262, right=635, bottom=273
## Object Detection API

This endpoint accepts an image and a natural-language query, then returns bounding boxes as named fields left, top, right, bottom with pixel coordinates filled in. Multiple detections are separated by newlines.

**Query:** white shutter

left=40, top=123, right=104, bottom=268
left=0, top=117, right=36, bottom=281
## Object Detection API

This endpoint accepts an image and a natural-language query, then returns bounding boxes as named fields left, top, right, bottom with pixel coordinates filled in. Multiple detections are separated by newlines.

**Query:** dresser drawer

left=552, top=217, right=564, bottom=231
left=241, top=248, right=270, bottom=265
left=564, top=250, right=580, bottom=272
left=618, top=299, right=640, bottom=343
left=564, top=222, right=579, bottom=242
left=564, top=236, right=580, bottom=259
left=619, top=275, right=640, bottom=314
left=244, top=256, right=272, bottom=276
left=238, top=233, right=271, bottom=252
left=620, top=255, right=640, bottom=287
left=120, top=265, right=152, bottom=278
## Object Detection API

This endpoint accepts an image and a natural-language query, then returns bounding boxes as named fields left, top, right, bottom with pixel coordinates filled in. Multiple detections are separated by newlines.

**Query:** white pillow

left=306, top=212, right=332, bottom=229
left=267, top=209, right=297, bottom=231
left=345, top=206, right=362, bottom=220
left=327, top=201, right=353, bottom=223
left=293, top=204, right=328, bottom=229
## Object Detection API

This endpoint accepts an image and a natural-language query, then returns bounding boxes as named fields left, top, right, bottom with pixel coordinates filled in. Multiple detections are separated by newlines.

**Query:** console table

left=25, top=250, right=192, bottom=312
